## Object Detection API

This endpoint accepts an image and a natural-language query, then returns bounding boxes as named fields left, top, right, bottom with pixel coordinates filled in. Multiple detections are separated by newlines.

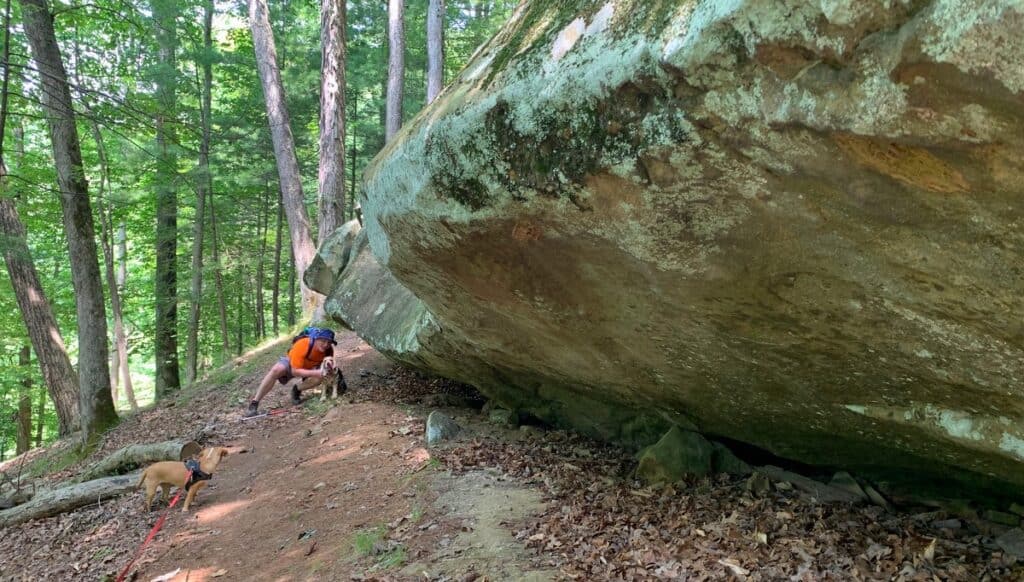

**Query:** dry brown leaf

left=718, top=558, right=750, bottom=576
left=922, top=538, right=936, bottom=562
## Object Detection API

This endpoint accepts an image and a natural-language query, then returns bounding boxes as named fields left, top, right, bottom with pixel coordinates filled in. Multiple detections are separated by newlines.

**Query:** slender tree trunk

left=115, top=223, right=126, bottom=288
left=318, top=0, right=345, bottom=245
left=248, top=0, right=317, bottom=312
left=22, top=0, right=116, bottom=442
left=385, top=0, right=405, bottom=142
left=235, top=268, right=244, bottom=354
left=426, top=0, right=444, bottom=103
left=113, top=220, right=135, bottom=406
left=17, top=345, right=31, bottom=454
left=349, top=92, right=358, bottom=221
left=185, top=0, right=214, bottom=385
left=153, top=0, right=181, bottom=398
left=255, top=189, right=267, bottom=339
left=379, top=76, right=387, bottom=140
left=287, top=245, right=295, bottom=327
left=271, top=191, right=282, bottom=336
left=34, top=387, right=44, bottom=446
left=208, top=187, right=229, bottom=357
left=89, top=122, right=136, bottom=412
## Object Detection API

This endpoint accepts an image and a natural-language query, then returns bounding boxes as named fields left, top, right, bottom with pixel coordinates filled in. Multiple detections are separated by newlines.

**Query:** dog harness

left=184, top=459, right=212, bottom=490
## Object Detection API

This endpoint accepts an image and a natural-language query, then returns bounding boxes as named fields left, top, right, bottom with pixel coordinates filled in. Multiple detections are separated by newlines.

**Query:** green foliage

left=373, top=544, right=407, bottom=571
left=350, top=523, right=406, bottom=571
left=0, top=0, right=515, bottom=459
left=352, top=525, right=388, bottom=555
left=409, top=504, right=424, bottom=523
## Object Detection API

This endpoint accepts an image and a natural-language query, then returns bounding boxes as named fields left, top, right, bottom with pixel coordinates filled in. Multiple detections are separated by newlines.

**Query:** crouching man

left=244, top=327, right=346, bottom=417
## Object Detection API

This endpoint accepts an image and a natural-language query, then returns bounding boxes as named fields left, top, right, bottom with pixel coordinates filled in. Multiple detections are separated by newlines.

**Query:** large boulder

left=322, top=1, right=1024, bottom=501
left=635, top=426, right=714, bottom=483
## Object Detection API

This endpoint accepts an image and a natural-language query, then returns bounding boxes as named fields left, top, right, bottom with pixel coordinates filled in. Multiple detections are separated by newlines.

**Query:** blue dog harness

left=184, top=459, right=212, bottom=490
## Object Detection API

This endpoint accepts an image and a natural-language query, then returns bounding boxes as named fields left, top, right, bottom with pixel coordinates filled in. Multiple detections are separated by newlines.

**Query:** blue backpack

left=292, top=327, right=336, bottom=358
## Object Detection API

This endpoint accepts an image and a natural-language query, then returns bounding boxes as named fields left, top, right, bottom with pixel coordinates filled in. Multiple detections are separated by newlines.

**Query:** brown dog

left=136, top=447, right=229, bottom=512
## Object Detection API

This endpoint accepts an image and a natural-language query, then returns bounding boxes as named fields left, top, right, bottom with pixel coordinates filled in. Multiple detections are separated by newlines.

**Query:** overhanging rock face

left=333, top=1, right=1024, bottom=498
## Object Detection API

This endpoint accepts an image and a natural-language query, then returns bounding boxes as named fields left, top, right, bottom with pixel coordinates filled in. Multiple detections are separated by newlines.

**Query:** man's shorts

left=276, top=356, right=294, bottom=384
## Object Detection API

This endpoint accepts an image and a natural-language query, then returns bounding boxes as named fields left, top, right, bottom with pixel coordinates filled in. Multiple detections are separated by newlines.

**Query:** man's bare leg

left=252, top=362, right=289, bottom=402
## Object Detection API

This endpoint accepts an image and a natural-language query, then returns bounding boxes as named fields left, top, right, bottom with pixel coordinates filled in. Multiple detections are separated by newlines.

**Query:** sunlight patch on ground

left=195, top=499, right=253, bottom=525
left=158, top=565, right=220, bottom=582
left=308, top=446, right=359, bottom=466
left=405, top=447, right=431, bottom=466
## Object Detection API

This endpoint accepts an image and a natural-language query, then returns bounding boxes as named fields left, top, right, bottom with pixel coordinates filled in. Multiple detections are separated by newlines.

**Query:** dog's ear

left=219, top=447, right=229, bottom=458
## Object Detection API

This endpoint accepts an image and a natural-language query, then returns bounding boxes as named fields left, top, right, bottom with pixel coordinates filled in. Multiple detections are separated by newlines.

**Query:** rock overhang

left=340, top=0, right=1024, bottom=501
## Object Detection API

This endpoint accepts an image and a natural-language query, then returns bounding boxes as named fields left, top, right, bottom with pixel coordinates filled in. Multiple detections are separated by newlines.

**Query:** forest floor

left=1, top=331, right=1023, bottom=581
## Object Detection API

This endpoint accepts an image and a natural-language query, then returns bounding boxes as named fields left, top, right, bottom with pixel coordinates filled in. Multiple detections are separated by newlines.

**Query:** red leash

left=239, top=406, right=296, bottom=421
left=115, top=470, right=192, bottom=582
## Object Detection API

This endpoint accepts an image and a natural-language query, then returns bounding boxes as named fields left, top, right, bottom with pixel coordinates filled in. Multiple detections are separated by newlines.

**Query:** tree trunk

left=287, top=245, right=296, bottom=327
left=318, top=0, right=345, bottom=245
left=16, top=346, right=31, bottom=454
left=89, top=122, right=137, bottom=412
left=113, top=221, right=135, bottom=407
left=385, top=0, right=405, bottom=142
left=0, top=14, right=78, bottom=440
left=115, top=223, right=126, bottom=288
left=185, top=0, right=214, bottom=385
left=75, top=440, right=200, bottom=483
left=208, top=187, right=229, bottom=358
left=271, top=191, right=282, bottom=336
left=236, top=267, right=244, bottom=354
left=153, top=0, right=182, bottom=398
left=348, top=92, right=358, bottom=222
left=34, top=388, right=44, bottom=446
left=426, top=0, right=444, bottom=103
left=255, top=189, right=267, bottom=339
left=0, top=197, right=79, bottom=436
left=0, top=472, right=141, bottom=527
left=91, top=130, right=117, bottom=403
left=21, top=0, right=116, bottom=442
left=248, top=0, right=317, bottom=313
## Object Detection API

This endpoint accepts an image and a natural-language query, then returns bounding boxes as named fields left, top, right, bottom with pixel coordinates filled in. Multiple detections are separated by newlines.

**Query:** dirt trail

left=135, top=333, right=552, bottom=582
left=0, top=332, right=553, bottom=582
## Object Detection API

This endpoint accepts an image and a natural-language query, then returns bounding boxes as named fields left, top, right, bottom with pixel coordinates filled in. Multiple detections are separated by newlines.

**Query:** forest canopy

left=0, top=0, right=517, bottom=459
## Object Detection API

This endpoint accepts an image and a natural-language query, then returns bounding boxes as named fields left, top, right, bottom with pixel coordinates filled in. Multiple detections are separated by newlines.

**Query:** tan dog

left=296, top=356, right=346, bottom=401
left=136, top=447, right=229, bottom=512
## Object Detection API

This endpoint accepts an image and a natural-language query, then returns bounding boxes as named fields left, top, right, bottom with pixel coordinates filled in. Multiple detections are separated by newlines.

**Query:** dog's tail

left=135, top=468, right=148, bottom=489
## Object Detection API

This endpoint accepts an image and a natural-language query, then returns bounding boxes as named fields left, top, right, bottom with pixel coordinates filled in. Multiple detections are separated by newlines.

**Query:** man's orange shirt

left=287, top=337, right=329, bottom=370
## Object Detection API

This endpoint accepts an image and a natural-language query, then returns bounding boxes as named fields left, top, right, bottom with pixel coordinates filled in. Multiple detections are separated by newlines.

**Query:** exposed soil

left=0, top=333, right=552, bottom=582
left=1, top=331, right=1022, bottom=581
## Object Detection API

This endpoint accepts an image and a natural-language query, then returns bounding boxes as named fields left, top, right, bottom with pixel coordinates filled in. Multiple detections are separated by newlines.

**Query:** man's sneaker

left=291, top=385, right=302, bottom=405
left=244, top=400, right=260, bottom=418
